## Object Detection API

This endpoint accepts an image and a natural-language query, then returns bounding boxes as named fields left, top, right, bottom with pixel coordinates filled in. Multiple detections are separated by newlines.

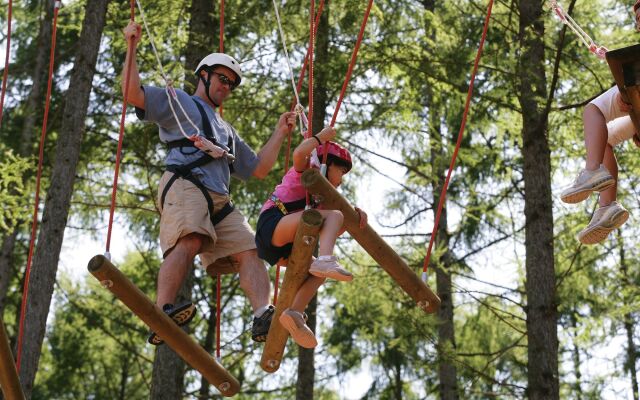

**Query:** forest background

left=0, top=0, right=639, bottom=399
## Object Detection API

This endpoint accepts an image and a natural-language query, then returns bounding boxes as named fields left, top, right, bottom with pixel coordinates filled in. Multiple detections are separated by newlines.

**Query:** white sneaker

left=279, top=309, right=317, bottom=348
left=578, top=201, right=629, bottom=244
left=309, top=256, right=353, bottom=282
left=560, top=165, right=615, bottom=204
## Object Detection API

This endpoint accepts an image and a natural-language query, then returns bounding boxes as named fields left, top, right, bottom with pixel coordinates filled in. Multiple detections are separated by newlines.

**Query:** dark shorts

left=255, top=207, right=293, bottom=265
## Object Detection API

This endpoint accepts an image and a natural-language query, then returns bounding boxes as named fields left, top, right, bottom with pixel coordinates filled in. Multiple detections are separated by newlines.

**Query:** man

left=122, top=21, right=296, bottom=344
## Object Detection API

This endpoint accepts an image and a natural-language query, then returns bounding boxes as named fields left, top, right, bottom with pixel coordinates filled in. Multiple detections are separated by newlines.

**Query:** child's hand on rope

left=354, top=207, right=368, bottom=229
left=123, top=21, right=142, bottom=46
left=316, top=126, right=337, bottom=143
left=190, top=135, right=233, bottom=160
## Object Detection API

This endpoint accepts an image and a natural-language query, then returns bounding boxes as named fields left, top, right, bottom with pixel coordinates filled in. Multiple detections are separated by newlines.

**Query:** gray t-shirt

left=136, top=85, right=259, bottom=194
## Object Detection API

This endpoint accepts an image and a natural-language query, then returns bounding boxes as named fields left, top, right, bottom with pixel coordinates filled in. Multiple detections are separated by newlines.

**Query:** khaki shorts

left=157, top=171, right=256, bottom=269
left=590, top=86, right=627, bottom=122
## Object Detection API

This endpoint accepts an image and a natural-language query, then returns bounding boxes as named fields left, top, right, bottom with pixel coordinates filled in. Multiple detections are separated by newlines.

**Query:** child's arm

left=292, top=127, right=337, bottom=172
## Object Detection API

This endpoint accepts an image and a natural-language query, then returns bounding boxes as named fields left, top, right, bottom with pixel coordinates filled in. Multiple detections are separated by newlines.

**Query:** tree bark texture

left=431, top=113, right=458, bottom=400
left=295, top=4, right=331, bottom=399
left=183, top=0, right=217, bottom=91
left=150, top=0, right=218, bottom=395
left=149, top=269, right=193, bottom=400
left=17, top=0, right=109, bottom=396
left=0, top=0, right=55, bottom=320
left=518, top=1, right=559, bottom=399
left=620, top=237, right=639, bottom=400
left=296, top=295, right=317, bottom=400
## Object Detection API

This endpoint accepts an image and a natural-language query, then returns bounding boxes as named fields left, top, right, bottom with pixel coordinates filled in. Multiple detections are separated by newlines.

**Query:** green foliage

left=0, top=145, right=31, bottom=232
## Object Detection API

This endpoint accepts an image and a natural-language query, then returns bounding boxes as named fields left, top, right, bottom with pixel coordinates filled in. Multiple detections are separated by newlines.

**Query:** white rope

left=272, top=0, right=303, bottom=107
left=549, top=0, right=607, bottom=59
left=272, top=0, right=311, bottom=139
left=136, top=0, right=202, bottom=140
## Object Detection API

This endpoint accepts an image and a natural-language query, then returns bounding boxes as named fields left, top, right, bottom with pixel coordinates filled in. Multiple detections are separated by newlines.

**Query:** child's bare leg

left=290, top=276, right=326, bottom=313
left=584, top=104, right=608, bottom=170
left=599, top=144, right=618, bottom=207
left=317, top=210, right=343, bottom=256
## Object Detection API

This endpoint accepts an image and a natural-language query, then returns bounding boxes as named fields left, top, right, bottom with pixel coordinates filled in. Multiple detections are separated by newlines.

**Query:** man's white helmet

left=194, top=53, right=242, bottom=85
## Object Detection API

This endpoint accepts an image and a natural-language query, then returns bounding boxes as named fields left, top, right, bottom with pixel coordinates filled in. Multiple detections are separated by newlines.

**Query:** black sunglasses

left=212, top=72, right=238, bottom=90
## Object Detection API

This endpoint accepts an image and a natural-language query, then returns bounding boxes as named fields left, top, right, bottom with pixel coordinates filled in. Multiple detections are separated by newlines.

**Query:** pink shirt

left=260, top=167, right=307, bottom=213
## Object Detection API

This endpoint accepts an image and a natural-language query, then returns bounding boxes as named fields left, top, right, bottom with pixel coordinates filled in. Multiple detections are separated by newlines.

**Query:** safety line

left=17, top=0, right=62, bottom=371
left=422, top=0, right=494, bottom=281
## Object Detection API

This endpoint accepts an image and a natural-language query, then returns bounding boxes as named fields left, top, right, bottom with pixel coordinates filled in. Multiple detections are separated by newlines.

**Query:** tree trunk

left=17, top=0, right=109, bottom=396
left=570, top=312, right=583, bottom=399
left=198, top=281, right=218, bottom=399
left=149, top=0, right=218, bottom=397
left=430, top=108, right=458, bottom=400
left=183, top=0, right=217, bottom=91
left=421, top=2, right=457, bottom=397
left=296, top=295, right=317, bottom=400
left=150, top=268, right=193, bottom=400
left=517, top=1, right=558, bottom=399
left=0, top=231, right=18, bottom=317
left=295, top=3, right=331, bottom=398
left=0, top=0, right=55, bottom=318
left=620, top=235, right=639, bottom=400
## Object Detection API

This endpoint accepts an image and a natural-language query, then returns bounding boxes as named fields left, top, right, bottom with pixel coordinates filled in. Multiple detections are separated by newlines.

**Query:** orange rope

left=283, top=0, right=325, bottom=174
left=0, top=0, right=13, bottom=129
left=215, top=0, right=224, bottom=361
left=105, top=0, right=136, bottom=255
left=273, top=263, right=282, bottom=305
left=422, top=0, right=494, bottom=280
left=322, top=0, right=373, bottom=165
left=215, top=272, right=221, bottom=360
left=307, top=0, right=315, bottom=139
left=17, top=0, right=61, bottom=371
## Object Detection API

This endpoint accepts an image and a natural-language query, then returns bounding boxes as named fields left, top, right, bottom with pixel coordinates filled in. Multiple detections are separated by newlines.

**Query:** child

left=255, top=126, right=367, bottom=348
left=560, top=1, right=640, bottom=245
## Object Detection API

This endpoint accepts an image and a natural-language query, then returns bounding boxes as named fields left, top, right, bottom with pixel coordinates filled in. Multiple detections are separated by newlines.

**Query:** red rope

left=422, top=0, right=494, bottom=278
left=218, top=0, right=224, bottom=117
left=284, top=0, right=325, bottom=174
left=273, top=264, right=282, bottom=305
left=215, top=272, right=221, bottom=360
left=215, top=0, right=225, bottom=361
left=322, top=0, right=373, bottom=165
left=16, top=0, right=61, bottom=371
left=307, top=0, right=315, bottom=139
left=105, top=1, right=136, bottom=255
left=0, top=0, right=13, bottom=129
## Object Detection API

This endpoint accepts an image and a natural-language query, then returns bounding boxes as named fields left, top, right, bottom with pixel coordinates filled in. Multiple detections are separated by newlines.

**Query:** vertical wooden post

left=301, top=169, right=441, bottom=313
left=87, top=255, right=240, bottom=397
left=606, top=44, right=640, bottom=132
left=260, top=209, right=323, bottom=373
left=0, top=318, right=25, bottom=400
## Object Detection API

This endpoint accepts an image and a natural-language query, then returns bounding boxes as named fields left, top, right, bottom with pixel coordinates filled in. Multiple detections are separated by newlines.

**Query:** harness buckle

left=270, top=194, right=289, bottom=215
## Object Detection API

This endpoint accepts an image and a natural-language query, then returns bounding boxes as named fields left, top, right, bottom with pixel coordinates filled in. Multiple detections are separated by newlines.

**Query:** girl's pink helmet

left=316, top=141, right=352, bottom=172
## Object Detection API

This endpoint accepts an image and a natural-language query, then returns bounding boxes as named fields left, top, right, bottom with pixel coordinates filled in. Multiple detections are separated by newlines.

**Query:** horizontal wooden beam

left=302, top=168, right=440, bottom=313
left=87, top=255, right=239, bottom=397
left=261, top=209, right=323, bottom=373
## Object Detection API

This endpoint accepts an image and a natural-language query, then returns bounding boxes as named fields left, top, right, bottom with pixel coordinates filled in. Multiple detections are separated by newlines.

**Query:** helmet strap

left=199, top=70, right=220, bottom=108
